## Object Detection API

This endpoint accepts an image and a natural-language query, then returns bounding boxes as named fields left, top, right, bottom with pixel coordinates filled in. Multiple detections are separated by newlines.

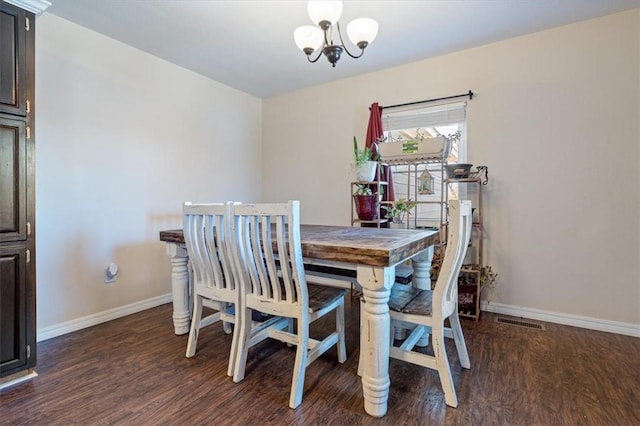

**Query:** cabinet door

left=0, top=2, right=26, bottom=117
left=0, top=116, right=26, bottom=243
left=0, top=245, right=28, bottom=375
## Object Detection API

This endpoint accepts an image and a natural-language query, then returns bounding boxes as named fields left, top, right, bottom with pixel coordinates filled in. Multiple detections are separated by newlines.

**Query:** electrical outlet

left=105, top=263, right=118, bottom=283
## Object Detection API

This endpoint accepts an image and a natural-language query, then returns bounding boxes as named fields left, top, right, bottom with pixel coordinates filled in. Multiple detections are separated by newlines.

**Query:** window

left=381, top=101, right=467, bottom=228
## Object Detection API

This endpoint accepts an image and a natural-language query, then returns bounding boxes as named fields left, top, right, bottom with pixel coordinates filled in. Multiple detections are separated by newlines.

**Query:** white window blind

left=382, top=101, right=467, bottom=132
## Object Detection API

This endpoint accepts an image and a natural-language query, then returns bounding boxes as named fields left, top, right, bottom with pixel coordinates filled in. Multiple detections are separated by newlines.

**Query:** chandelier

left=293, top=1, right=378, bottom=67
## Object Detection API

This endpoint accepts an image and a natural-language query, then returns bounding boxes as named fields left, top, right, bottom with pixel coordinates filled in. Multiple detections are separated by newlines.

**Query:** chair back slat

left=246, top=215, right=269, bottom=298
left=232, top=201, right=307, bottom=310
left=275, top=214, right=295, bottom=302
left=433, top=200, right=472, bottom=318
left=183, top=203, right=234, bottom=294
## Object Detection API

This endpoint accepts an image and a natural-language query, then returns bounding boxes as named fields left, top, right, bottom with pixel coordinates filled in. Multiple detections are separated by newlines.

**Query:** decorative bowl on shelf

left=445, top=163, right=473, bottom=179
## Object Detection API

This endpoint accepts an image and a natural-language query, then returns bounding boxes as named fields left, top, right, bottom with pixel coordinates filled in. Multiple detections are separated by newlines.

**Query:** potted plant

left=353, top=136, right=379, bottom=182
left=480, top=266, right=498, bottom=290
left=353, top=184, right=379, bottom=221
left=382, top=198, right=417, bottom=228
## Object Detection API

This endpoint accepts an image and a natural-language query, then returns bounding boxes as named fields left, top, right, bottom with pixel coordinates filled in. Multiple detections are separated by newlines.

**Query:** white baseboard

left=37, top=293, right=173, bottom=342
left=0, top=371, right=38, bottom=392
left=481, top=301, right=640, bottom=337
left=35, top=295, right=639, bottom=342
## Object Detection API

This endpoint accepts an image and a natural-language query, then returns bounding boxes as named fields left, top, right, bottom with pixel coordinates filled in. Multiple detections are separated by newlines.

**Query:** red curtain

left=365, top=102, right=383, bottom=159
left=365, top=102, right=395, bottom=204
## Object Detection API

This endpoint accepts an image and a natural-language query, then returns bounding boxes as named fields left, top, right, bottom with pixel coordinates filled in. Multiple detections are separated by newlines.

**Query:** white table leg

left=358, top=265, right=395, bottom=417
left=411, top=246, right=434, bottom=290
left=165, top=242, right=191, bottom=335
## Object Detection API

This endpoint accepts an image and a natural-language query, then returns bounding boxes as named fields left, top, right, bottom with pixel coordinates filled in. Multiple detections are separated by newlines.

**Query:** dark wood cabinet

left=0, top=2, right=26, bottom=117
left=0, top=116, right=27, bottom=243
left=0, top=0, right=36, bottom=381
left=0, top=246, right=28, bottom=374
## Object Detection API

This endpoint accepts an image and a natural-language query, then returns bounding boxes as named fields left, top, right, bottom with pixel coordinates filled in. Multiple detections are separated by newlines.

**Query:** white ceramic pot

left=356, top=161, right=378, bottom=182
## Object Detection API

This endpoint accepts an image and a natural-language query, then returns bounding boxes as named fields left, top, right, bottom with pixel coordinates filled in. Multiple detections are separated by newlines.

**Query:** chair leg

left=286, top=318, right=295, bottom=347
left=432, top=326, right=458, bottom=408
left=390, top=320, right=396, bottom=347
left=449, top=312, right=470, bottom=369
left=357, top=299, right=365, bottom=376
left=416, top=324, right=430, bottom=347
left=227, top=304, right=239, bottom=377
left=223, top=304, right=233, bottom=334
left=232, top=307, right=253, bottom=383
left=336, top=301, right=347, bottom=363
left=394, top=324, right=406, bottom=341
left=185, top=295, right=203, bottom=357
left=289, top=320, right=309, bottom=409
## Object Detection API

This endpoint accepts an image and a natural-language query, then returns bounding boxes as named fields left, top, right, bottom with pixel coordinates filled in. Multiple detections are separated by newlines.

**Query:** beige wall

left=263, top=10, right=640, bottom=325
left=34, top=9, right=639, bottom=334
left=35, top=14, right=262, bottom=329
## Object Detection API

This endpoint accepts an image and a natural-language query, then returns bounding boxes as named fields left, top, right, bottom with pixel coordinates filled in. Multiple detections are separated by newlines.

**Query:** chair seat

left=307, top=284, right=348, bottom=314
left=388, top=283, right=433, bottom=316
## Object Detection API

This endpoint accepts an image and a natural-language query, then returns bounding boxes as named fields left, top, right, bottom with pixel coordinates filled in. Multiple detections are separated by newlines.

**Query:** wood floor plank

left=1, top=302, right=639, bottom=425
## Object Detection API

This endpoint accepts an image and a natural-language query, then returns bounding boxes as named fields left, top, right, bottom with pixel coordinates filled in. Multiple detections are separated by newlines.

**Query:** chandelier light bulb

left=307, top=0, right=343, bottom=28
left=294, top=25, right=324, bottom=54
left=347, top=17, right=378, bottom=48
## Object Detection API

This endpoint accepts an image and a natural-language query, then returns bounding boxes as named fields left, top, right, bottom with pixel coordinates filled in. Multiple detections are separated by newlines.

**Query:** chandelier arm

left=336, top=22, right=365, bottom=59
left=307, top=47, right=325, bottom=63
left=325, top=26, right=333, bottom=46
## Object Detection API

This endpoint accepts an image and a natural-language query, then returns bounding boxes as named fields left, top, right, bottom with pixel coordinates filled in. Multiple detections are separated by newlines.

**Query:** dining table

left=159, top=224, right=439, bottom=417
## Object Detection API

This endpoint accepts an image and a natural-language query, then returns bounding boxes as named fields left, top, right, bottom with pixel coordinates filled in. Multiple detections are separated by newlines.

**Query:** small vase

left=389, top=222, right=405, bottom=229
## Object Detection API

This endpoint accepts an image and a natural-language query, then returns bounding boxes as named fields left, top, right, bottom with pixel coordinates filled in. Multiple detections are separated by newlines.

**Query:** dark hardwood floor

left=1, top=300, right=639, bottom=425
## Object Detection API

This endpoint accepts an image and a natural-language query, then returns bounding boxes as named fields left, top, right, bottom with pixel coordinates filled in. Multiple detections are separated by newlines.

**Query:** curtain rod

left=376, top=90, right=474, bottom=110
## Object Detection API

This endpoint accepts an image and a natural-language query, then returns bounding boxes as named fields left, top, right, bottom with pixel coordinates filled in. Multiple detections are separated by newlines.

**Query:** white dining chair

left=229, top=200, right=348, bottom=409
left=386, top=199, right=472, bottom=408
left=183, top=202, right=238, bottom=376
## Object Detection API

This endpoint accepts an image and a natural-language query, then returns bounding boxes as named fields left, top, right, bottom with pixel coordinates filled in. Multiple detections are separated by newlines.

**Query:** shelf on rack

left=445, top=177, right=482, bottom=184
left=353, top=219, right=389, bottom=224
left=383, top=156, right=446, bottom=166
left=353, top=180, right=388, bottom=185
left=445, top=165, right=488, bottom=184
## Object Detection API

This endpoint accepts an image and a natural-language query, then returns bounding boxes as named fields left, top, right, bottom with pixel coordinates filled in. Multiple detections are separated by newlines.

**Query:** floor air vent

left=495, top=316, right=545, bottom=331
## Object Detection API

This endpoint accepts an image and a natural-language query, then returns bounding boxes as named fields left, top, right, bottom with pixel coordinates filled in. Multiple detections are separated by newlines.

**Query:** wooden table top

left=160, top=225, right=439, bottom=268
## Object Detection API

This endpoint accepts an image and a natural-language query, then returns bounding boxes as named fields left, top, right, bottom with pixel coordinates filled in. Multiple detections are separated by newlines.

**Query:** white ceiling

left=45, top=0, right=640, bottom=99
